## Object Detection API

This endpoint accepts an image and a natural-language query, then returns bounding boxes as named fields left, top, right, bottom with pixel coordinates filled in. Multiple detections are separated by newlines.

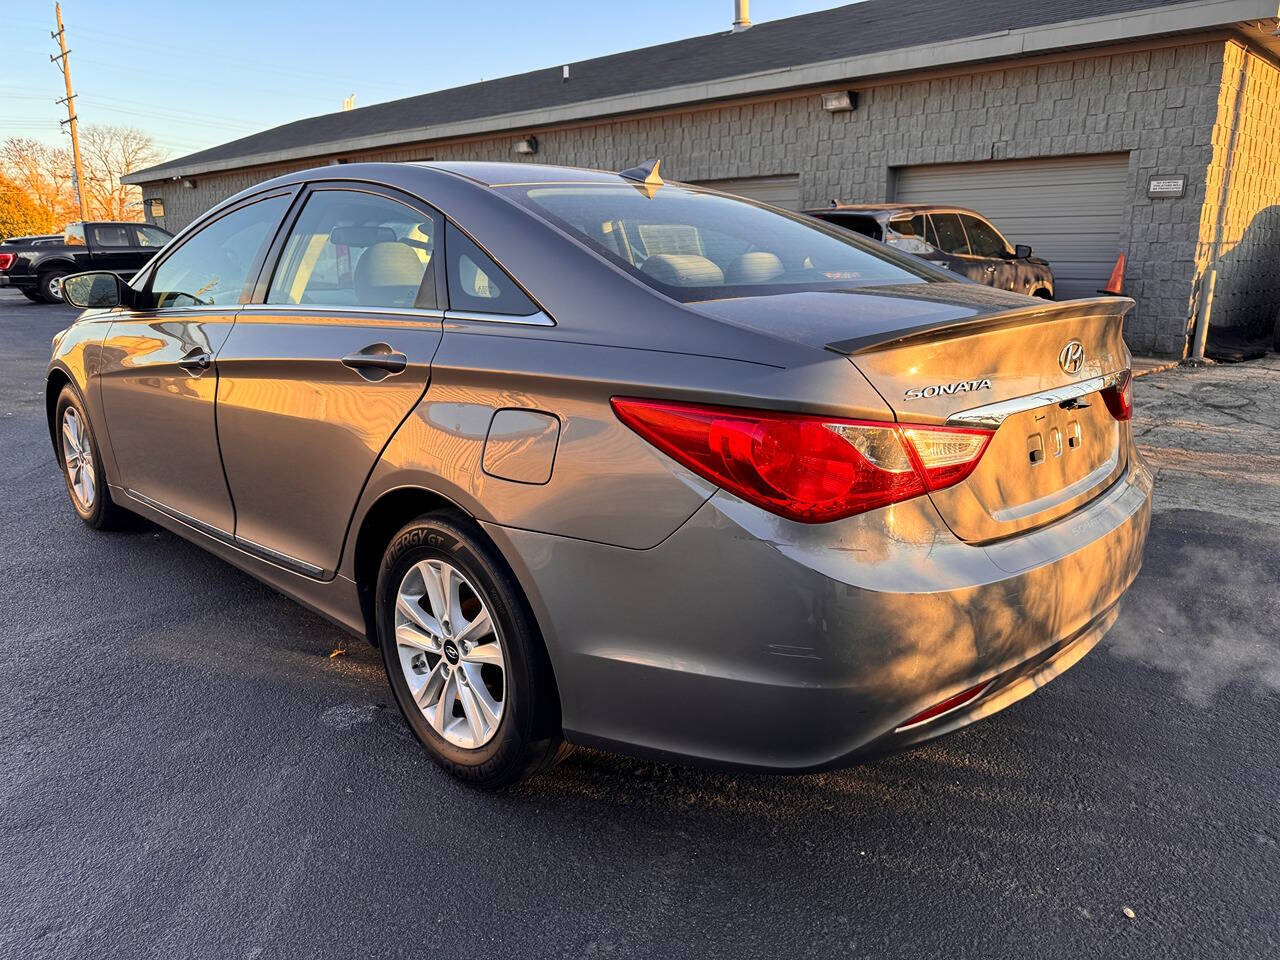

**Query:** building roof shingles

left=130, top=0, right=1194, bottom=181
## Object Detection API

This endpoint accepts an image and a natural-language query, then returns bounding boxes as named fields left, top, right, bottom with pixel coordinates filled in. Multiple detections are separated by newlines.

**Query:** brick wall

left=1196, top=42, right=1280, bottom=354
left=141, top=40, right=1236, bottom=357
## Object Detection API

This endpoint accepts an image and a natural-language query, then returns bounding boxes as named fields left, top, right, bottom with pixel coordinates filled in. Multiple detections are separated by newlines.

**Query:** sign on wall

left=1147, top=175, right=1186, bottom=198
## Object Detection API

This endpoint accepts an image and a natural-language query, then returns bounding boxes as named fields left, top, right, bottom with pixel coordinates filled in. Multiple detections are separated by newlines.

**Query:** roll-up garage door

left=893, top=155, right=1130, bottom=300
left=694, top=175, right=802, bottom=211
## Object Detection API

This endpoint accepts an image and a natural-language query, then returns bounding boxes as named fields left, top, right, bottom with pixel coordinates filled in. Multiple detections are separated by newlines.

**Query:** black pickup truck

left=0, top=221, right=172, bottom=303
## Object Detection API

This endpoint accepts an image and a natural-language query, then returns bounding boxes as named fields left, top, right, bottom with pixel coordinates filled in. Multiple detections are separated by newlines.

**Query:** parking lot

left=1, top=288, right=1276, bottom=958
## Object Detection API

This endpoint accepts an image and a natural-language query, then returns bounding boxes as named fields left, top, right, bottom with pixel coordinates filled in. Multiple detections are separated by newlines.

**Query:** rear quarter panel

left=344, top=320, right=897, bottom=567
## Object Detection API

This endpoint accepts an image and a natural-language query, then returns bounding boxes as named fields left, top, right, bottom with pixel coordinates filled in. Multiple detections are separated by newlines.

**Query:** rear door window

left=887, top=215, right=916, bottom=238
left=90, top=225, right=133, bottom=247
left=444, top=222, right=537, bottom=316
left=888, top=214, right=934, bottom=254
left=267, top=189, right=437, bottom=309
left=929, top=213, right=970, bottom=256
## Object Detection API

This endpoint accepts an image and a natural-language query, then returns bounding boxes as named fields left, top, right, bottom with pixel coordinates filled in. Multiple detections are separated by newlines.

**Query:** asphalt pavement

left=1, top=289, right=1276, bottom=959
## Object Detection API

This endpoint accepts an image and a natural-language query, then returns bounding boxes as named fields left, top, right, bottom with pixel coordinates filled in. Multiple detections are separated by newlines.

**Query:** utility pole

left=51, top=2, right=88, bottom=221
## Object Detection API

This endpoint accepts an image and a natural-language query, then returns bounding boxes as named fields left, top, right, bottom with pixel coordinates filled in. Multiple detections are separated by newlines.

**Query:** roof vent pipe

left=733, top=0, right=751, bottom=31
left=562, top=65, right=570, bottom=81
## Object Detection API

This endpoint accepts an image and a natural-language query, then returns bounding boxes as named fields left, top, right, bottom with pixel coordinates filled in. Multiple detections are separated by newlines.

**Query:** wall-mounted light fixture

left=514, top=136, right=538, bottom=156
left=182, top=179, right=197, bottom=189
left=821, top=91, right=857, bottom=113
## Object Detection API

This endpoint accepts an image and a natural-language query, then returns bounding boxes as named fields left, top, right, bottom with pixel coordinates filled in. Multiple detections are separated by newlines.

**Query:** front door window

left=148, top=195, right=289, bottom=308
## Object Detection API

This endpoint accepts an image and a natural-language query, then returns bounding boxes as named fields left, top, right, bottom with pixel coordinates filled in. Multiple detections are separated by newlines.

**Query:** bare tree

left=77, top=124, right=166, bottom=221
left=0, top=138, right=76, bottom=227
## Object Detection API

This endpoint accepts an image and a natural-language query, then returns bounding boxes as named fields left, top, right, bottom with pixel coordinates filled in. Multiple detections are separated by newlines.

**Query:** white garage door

left=894, top=155, right=1130, bottom=300
left=694, top=175, right=802, bottom=211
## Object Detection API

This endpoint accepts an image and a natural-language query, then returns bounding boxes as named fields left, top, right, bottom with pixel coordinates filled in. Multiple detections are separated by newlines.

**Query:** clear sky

left=2, top=1, right=844, bottom=163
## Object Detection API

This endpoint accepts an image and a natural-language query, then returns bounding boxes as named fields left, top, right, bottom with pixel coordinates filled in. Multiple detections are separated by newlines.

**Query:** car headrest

left=640, top=254, right=724, bottom=287
left=330, top=225, right=398, bottom=247
left=354, top=242, right=424, bottom=306
left=725, top=252, right=785, bottom=284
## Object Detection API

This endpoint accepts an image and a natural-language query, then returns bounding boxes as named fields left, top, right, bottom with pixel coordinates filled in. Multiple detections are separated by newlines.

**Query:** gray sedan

left=49, top=161, right=1151, bottom=787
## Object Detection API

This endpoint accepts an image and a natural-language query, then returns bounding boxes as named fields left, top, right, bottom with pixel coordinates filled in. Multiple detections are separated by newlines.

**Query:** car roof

left=803, top=204, right=985, bottom=218
left=418, top=161, right=635, bottom=187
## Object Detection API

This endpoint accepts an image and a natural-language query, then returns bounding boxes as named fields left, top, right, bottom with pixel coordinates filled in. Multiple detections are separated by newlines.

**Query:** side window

left=134, top=225, right=171, bottom=248
left=910, top=214, right=929, bottom=241
left=887, top=215, right=916, bottom=238
left=929, top=213, right=969, bottom=255
left=268, top=189, right=436, bottom=309
left=445, top=222, right=537, bottom=316
left=889, top=214, right=933, bottom=254
left=90, top=225, right=132, bottom=247
left=960, top=215, right=1009, bottom=258
left=149, top=194, right=289, bottom=308
left=65, top=224, right=85, bottom=246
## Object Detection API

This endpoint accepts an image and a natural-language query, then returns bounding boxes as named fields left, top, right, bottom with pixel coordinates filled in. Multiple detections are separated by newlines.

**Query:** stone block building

left=125, top=0, right=1280, bottom=357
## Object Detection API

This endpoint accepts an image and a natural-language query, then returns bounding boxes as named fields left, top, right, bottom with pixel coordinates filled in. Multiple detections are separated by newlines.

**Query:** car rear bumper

left=487, top=439, right=1153, bottom=772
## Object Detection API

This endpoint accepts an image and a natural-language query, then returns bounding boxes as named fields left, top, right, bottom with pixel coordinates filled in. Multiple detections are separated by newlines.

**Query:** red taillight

left=0, top=253, right=15, bottom=271
left=611, top=397, right=993, bottom=523
left=1102, top=371, right=1133, bottom=421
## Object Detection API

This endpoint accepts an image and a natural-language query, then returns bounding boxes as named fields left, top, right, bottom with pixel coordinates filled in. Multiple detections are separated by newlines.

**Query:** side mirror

left=61, top=271, right=127, bottom=309
left=1015, top=244, right=1033, bottom=260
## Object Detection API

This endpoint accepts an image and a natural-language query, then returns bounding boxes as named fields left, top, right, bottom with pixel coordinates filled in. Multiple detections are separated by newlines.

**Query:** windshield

left=502, top=183, right=930, bottom=302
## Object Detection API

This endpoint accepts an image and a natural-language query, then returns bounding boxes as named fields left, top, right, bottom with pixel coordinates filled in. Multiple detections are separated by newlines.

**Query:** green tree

left=0, top=175, right=54, bottom=240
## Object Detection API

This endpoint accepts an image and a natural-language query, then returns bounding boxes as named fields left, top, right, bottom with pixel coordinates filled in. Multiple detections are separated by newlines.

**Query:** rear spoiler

left=825, top=296, right=1134, bottom=356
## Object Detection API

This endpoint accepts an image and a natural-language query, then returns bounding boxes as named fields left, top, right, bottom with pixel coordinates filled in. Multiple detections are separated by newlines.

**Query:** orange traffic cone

left=1099, top=254, right=1126, bottom=295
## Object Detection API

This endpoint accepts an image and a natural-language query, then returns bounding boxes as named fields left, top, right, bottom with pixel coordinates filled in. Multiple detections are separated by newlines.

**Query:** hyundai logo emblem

left=1058, top=340, right=1085, bottom=375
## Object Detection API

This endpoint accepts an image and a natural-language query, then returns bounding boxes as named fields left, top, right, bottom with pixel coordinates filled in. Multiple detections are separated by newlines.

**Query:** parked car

left=49, top=161, right=1149, bottom=787
left=0, top=221, right=172, bottom=302
left=1, top=233, right=63, bottom=246
left=806, top=204, right=1055, bottom=299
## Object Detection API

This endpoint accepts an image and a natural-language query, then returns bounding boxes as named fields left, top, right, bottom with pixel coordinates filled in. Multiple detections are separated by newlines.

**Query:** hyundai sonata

left=49, top=160, right=1151, bottom=787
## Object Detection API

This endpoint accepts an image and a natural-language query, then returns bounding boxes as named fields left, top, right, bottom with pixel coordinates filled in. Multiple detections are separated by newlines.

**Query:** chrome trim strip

left=234, top=535, right=326, bottom=578
left=129, top=305, right=240, bottom=316
left=946, top=371, right=1127, bottom=429
left=444, top=309, right=555, bottom=327
left=241, top=303, right=445, bottom=320
left=124, top=488, right=327, bottom=579
left=125, top=488, right=232, bottom=541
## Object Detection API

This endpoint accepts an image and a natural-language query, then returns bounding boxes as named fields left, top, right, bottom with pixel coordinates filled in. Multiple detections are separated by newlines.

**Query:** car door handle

left=178, top=349, right=212, bottom=374
left=341, top=343, right=408, bottom=378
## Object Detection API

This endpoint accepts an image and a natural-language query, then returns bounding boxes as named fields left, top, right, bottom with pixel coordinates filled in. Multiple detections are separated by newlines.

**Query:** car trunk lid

left=835, top=295, right=1132, bottom=543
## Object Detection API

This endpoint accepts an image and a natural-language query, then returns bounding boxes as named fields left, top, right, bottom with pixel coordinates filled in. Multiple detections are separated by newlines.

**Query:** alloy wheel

left=61, top=407, right=96, bottom=510
left=394, top=558, right=506, bottom=749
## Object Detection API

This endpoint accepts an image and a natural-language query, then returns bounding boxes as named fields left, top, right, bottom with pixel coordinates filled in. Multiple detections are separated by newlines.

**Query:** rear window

left=503, top=184, right=927, bottom=302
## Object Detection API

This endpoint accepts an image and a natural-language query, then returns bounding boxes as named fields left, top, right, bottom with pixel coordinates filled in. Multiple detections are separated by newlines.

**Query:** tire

left=38, top=268, right=69, bottom=303
left=55, top=385, right=130, bottom=530
left=375, top=511, right=561, bottom=788
left=21, top=289, right=45, bottom=303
